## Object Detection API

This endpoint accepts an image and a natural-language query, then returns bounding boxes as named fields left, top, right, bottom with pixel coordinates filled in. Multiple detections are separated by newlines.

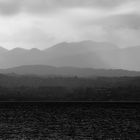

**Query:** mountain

left=0, top=65, right=140, bottom=77
left=0, top=40, right=140, bottom=70
left=0, top=47, right=8, bottom=53
left=44, top=41, right=119, bottom=68
left=120, top=46, right=140, bottom=71
left=0, top=41, right=119, bottom=69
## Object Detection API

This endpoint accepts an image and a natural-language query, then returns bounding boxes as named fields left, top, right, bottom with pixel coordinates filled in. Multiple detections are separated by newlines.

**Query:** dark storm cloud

left=0, top=0, right=20, bottom=15
left=0, top=0, right=133, bottom=15
left=0, top=0, right=139, bottom=49
left=111, top=14, right=140, bottom=30
left=99, top=14, right=140, bottom=30
left=79, top=11, right=140, bottom=31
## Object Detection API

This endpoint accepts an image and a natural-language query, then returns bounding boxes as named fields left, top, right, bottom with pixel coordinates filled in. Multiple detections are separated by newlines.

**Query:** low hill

left=0, top=65, right=140, bottom=77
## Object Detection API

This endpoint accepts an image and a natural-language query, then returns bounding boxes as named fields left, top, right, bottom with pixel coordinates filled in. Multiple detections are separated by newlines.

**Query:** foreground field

left=0, top=102, right=139, bottom=139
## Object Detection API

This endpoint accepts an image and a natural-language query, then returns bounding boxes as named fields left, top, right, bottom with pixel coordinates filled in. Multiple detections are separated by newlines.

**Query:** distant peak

left=54, top=42, right=69, bottom=47
left=30, top=48, right=41, bottom=51
left=10, top=47, right=27, bottom=51
left=58, top=42, right=68, bottom=45
left=9, top=48, right=28, bottom=53
left=78, top=40, right=93, bottom=43
left=46, top=40, right=118, bottom=51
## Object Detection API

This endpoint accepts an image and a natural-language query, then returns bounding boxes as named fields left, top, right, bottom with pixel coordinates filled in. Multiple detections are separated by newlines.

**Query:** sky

left=0, top=0, right=140, bottom=49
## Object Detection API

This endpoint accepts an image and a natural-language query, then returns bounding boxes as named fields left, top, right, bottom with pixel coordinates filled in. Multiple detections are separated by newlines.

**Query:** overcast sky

left=0, top=0, right=140, bottom=49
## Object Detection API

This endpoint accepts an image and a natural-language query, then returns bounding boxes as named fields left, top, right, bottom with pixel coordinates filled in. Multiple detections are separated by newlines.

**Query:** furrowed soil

left=0, top=102, right=139, bottom=140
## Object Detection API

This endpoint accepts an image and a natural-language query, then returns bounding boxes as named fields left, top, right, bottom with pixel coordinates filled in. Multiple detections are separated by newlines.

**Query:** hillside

left=0, top=65, right=140, bottom=77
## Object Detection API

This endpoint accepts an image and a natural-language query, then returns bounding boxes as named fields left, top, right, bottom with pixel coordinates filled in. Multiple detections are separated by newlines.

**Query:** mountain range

left=0, top=40, right=140, bottom=71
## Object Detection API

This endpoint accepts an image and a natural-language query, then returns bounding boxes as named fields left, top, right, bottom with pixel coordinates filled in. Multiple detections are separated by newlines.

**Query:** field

left=0, top=102, right=139, bottom=139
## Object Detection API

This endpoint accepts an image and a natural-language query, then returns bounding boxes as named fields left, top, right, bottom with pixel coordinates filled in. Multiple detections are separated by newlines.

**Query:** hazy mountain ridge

left=0, top=65, right=140, bottom=77
left=0, top=40, right=140, bottom=70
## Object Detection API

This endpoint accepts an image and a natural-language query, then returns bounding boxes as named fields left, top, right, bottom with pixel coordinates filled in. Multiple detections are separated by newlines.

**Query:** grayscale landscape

left=0, top=0, right=140, bottom=139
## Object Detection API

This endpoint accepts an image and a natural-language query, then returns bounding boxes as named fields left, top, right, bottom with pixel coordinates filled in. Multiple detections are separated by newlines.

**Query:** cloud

left=97, top=13, right=140, bottom=30
left=0, top=0, right=137, bottom=16
left=0, top=0, right=139, bottom=49
left=0, top=0, right=20, bottom=15
left=96, top=13, right=140, bottom=46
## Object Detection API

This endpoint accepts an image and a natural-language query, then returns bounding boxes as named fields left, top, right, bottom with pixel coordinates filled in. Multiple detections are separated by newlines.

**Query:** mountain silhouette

left=0, top=40, right=140, bottom=70
left=0, top=47, right=8, bottom=53
left=0, top=65, right=140, bottom=77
